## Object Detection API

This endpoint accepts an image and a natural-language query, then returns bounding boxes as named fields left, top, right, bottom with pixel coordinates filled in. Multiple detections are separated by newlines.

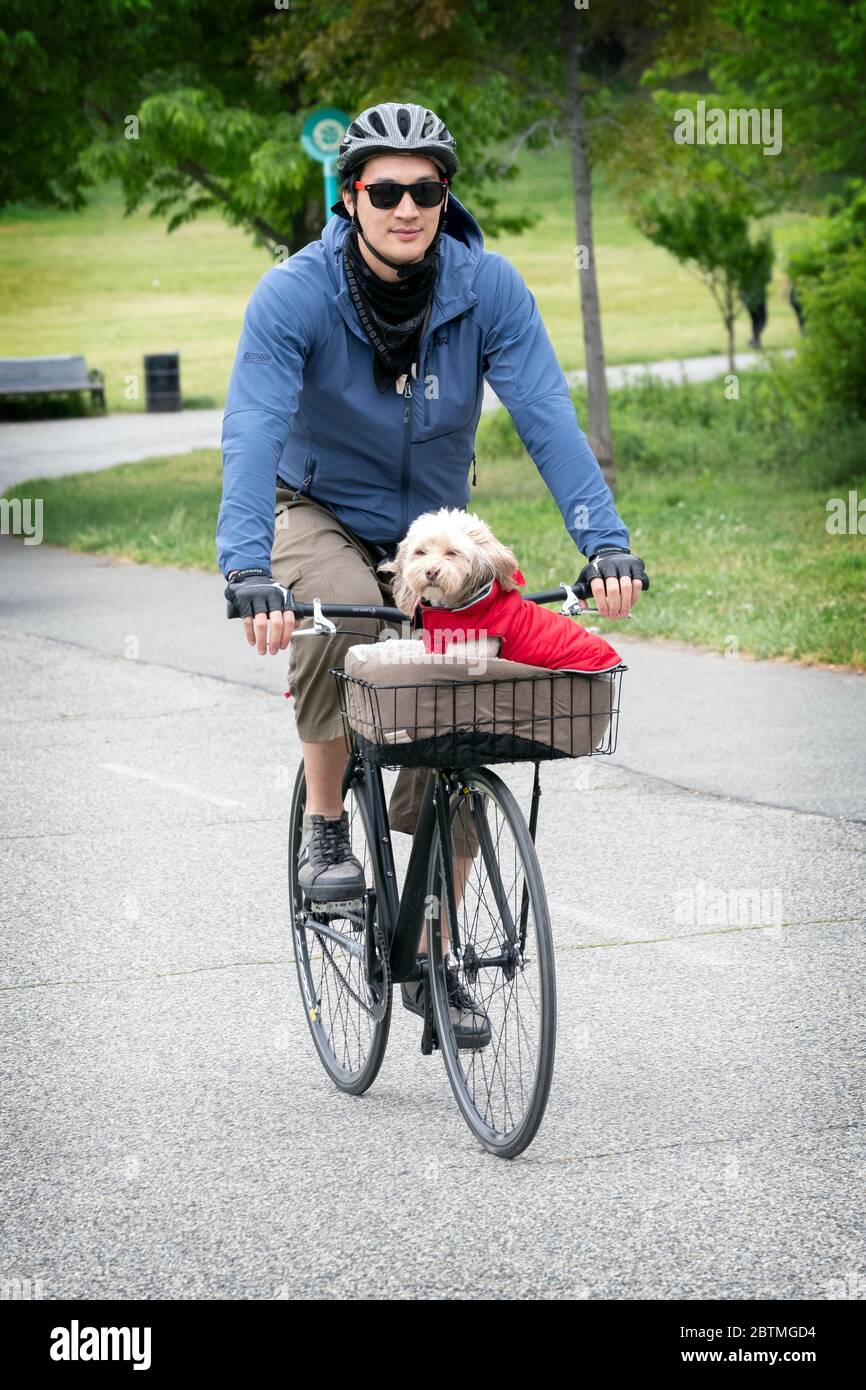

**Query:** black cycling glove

left=577, top=546, right=650, bottom=597
left=225, top=567, right=294, bottom=620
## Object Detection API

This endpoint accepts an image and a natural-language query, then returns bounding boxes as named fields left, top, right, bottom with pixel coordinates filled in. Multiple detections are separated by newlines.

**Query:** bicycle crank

left=362, top=888, right=390, bottom=1022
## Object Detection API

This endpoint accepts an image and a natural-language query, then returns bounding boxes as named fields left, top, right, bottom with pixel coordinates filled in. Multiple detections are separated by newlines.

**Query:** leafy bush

left=479, top=364, right=866, bottom=492
left=788, top=182, right=866, bottom=416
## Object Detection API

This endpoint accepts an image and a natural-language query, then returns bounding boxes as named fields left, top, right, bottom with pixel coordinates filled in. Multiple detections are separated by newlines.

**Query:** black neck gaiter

left=343, top=225, right=439, bottom=392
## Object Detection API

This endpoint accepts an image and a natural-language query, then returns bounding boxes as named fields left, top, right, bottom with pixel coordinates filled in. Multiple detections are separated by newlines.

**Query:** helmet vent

left=336, top=102, right=458, bottom=180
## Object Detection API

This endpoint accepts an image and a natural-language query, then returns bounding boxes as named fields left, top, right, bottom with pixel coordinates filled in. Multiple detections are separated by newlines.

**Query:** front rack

left=332, top=664, right=625, bottom=771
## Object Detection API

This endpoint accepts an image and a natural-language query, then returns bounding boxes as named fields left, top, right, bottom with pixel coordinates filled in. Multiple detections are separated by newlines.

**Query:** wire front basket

left=331, top=665, right=625, bottom=771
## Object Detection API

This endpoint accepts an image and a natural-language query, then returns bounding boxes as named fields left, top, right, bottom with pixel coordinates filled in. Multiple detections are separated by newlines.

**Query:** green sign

left=301, top=108, right=351, bottom=221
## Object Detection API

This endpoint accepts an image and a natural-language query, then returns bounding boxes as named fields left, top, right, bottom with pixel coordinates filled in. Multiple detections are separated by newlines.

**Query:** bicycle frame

left=339, top=752, right=544, bottom=984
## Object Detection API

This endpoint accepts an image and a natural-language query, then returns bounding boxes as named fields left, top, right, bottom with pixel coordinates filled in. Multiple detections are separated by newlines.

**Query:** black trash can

left=144, top=352, right=182, bottom=412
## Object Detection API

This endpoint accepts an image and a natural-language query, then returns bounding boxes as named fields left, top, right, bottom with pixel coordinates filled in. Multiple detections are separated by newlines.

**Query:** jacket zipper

left=399, top=375, right=412, bottom=538
left=400, top=306, right=438, bottom=537
left=291, top=450, right=317, bottom=501
left=423, top=338, right=434, bottom=428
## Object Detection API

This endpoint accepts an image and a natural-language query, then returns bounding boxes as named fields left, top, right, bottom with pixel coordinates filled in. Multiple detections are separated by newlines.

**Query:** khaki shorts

left=271, top=488, right=478, bottom=855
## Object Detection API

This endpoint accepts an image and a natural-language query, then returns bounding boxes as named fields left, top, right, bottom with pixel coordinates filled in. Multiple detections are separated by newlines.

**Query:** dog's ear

left=482, top=533, right=521, bottom=591
left=387, top=571, right=419, bottom=615
left=376, top=548, right=417, bottom=615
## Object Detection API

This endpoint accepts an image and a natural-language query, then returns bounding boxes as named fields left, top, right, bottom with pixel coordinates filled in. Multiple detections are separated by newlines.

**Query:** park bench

left=0, top=355, right=106, bottom=409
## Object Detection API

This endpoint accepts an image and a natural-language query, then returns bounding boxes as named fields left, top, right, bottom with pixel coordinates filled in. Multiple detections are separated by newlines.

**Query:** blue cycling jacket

left=216, top=193, right=629, bottom=577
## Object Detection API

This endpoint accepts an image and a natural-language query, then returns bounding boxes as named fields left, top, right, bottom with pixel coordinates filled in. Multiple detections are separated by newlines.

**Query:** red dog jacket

left=415, top=568, right=621, bottom=673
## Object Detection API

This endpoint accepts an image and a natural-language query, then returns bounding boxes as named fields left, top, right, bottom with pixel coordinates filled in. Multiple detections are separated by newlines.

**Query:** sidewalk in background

left=0, top=350, right=792, bottom=492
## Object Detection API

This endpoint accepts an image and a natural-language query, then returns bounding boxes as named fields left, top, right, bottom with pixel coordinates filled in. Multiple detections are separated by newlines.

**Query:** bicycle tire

left=427, top=767, right=556, bottom=1158
left=288, top=759, right=391, bottom=1094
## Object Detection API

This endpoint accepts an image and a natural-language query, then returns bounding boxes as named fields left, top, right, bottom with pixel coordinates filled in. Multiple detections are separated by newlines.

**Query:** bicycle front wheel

left=427, top=767, right=556, bottom=1158
left=288, top=759, right=391, bottom=1094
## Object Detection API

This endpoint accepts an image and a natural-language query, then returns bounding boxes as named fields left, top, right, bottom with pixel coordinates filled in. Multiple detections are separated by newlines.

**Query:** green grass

left=6, top=373, right=864, bottom=668
left=0, top=150, right=817, bottom=411
left=486, top=153, right=814, bottom=372
left=477, top=375, right=866, bottom=668
left=6, top=450, right=224, bottom=571
left=0, top=183, right=263, bottom=414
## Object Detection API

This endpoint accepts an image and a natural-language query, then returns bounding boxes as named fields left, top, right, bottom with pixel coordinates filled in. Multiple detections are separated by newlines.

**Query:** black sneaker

left=401, top=961, right=492, bottom=1050
left=297, top=809, right=365, bottom=906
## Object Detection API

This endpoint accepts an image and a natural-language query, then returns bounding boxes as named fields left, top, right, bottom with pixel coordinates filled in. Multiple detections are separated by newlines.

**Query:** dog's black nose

left=425, top=568, right=439, bottom=580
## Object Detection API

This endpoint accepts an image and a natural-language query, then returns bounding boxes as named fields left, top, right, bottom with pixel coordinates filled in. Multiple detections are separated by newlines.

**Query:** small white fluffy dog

left=361, top=507, right=522, bottom=666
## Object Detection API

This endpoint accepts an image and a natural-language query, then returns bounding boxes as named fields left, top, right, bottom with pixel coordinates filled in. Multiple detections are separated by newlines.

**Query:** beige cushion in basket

left=341, top=642, right=616, bottom=761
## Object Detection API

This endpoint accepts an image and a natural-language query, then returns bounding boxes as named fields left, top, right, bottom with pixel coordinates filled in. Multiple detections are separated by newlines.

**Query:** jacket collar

left=421, top=576, right=498, bottom=614
left=322, top=193, right=483, bottom=343
left=419, top=565, right=526, bottom=615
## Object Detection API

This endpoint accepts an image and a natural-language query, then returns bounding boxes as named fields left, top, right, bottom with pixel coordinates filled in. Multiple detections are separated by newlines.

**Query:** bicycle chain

left=308, top=911, right=391, bottom=1023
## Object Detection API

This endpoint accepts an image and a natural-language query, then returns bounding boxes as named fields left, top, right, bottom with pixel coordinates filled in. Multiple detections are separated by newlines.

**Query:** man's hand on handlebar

left=576, top=547, right=650, bottom=620
left=224, top=568, right=296, bottom=656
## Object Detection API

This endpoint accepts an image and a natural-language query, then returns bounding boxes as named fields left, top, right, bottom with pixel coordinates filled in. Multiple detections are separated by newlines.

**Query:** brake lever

left=290, top=595, right=338, bottom=637
left=561, top=581, right=632, bottom=619
left=561, top=581, right=592, bottom=616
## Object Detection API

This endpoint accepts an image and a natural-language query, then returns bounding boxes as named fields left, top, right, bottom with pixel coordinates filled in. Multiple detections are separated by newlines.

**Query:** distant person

left=736, top=230, right=774, bottom=352
left=789, top=284, right=805, bottom=334
left=741, top=287, right=768, bottom=350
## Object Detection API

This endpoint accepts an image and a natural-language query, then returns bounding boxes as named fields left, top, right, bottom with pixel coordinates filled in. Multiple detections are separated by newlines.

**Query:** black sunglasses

left=353, top=178, right=449, bottom=210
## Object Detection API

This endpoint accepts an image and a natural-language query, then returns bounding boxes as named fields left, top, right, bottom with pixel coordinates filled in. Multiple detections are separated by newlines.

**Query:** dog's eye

left=415, top=548, right=426, bottom=557
left=445, top=549, right=458, bottom=557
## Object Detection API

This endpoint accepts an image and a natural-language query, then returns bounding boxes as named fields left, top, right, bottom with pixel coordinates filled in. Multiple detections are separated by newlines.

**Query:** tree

left=0, top=0, right=327, bottom=251
left=637, top=187, right=773, bottom=372
left=708, top=0, right=866, bottom=188
left=642, top=0, right=866, bottom=198
left=632, top=1, right=866, bottom=411
left=0, top=0, right=539, bottom=255
left=560, top=0, right=612, bottom=490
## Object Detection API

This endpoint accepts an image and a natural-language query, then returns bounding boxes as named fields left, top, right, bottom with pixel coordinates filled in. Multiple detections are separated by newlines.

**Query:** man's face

left=341, top=154, right=448, bottom=271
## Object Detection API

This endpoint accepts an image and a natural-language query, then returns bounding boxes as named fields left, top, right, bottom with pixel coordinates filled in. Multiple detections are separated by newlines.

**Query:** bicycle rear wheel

left=288, top=759, right=391, bottom=1094
left=427, top=767, right=556, bottom=1158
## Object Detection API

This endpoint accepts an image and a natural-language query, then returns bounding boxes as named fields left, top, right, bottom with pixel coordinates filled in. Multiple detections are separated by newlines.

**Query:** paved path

left=565, top=348, right=794, bottom=393
left=0, top=350, right=788, bottom=492
left=0, top=409, right=224, bottom=492
left=2, top=536, right=864, bottom=1299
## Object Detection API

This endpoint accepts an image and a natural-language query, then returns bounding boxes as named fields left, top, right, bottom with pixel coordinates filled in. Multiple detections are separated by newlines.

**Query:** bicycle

left=269, top=579, right=628, bottom=1158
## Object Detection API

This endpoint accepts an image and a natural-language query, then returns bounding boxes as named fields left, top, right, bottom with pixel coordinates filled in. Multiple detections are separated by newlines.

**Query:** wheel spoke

left=429, top=769, right=555, bottom=1156
left=289, top=765, right=390, bottom=1090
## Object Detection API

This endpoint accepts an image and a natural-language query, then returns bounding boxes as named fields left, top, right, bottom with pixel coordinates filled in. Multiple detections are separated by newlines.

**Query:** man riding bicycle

left=216, top=101, right=646, bottom=1044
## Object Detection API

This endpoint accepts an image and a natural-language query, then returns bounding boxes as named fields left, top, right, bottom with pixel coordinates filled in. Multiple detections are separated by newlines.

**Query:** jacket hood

left=320, top=192, right=484, bottom=298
